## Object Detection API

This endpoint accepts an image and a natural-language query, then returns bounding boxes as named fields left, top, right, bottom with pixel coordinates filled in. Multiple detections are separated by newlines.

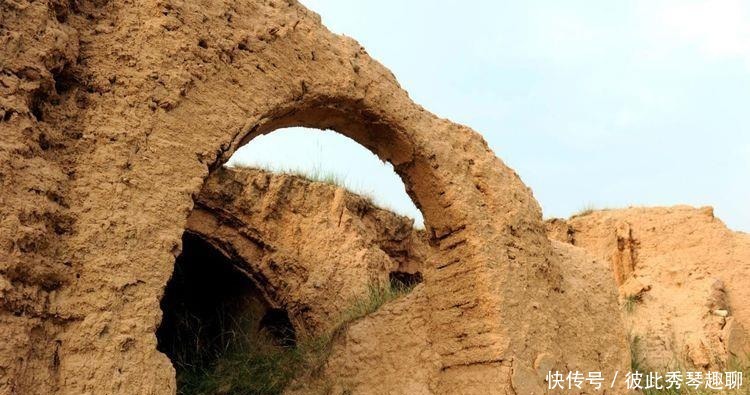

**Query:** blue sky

left=229, top=0, right=750, bottom=231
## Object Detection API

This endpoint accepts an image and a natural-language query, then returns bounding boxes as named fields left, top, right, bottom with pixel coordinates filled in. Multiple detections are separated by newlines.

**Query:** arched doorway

left=169, top=95, right=551, bottom=392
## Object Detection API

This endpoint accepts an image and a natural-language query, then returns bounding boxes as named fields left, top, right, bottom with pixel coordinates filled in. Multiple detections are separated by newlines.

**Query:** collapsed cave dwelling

left=155, top=130, right=429, bottom=393
left=2, top=0, right=748, bottom=394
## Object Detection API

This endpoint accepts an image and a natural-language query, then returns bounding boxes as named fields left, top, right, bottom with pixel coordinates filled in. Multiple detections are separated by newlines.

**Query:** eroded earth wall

left=547, top=206, right=750, bottom=371
left=1, top=1, right=629, bottom=394
left=189, top=167, right=630, bottom=394
left=187, top=167, right=428, bottom=335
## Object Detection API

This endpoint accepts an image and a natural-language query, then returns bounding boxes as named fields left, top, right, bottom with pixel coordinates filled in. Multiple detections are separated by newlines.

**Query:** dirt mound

left=1, top=0, right=629, bottom=393
left=547, top=206, right=750, bottom=371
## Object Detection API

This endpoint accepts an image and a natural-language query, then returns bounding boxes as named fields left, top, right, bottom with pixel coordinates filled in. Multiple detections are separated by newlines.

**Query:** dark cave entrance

left=156, top=232, right=296, bottom=394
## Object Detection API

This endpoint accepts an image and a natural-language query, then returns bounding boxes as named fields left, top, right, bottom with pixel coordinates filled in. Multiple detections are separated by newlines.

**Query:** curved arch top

left=169, top=7, right=563, bottom=390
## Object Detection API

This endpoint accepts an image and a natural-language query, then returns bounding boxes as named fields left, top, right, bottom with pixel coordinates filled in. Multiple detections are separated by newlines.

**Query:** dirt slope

left=547, top=206, right=750, bottom=371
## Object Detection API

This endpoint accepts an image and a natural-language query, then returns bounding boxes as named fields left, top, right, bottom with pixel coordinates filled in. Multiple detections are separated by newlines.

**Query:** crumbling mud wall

left=191, top=168, right=629, bottom=394
left=187, top=167, right=428, bottom=334
left=303, top=238, right=630, bottom=394
left=547, top=206, right=750, bottom=371
left=1, top=0, right=629, bottom=394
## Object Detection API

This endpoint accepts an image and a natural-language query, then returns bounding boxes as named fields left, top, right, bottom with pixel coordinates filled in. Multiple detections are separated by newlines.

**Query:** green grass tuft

left=336, top=281, right=414, bottom=330
left=173, top=312, right=322, bottom=395
left=173, top=279, right=416, bottom=395
left=622, top=294, right=641, bottom=313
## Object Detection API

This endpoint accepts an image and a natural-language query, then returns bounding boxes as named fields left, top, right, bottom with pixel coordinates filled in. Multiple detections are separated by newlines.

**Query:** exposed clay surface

left=547, top=206, right=750, bottom=371
left=302, top=239, right=630, bottom=394
left=189, top=168, right=629, bottom=394
left=2, top=0, right=629, bottom=394
left=188, top=167, right=427, bottom=335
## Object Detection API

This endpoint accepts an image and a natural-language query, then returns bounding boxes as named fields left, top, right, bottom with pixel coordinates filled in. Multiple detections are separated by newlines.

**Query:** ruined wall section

left=187, top=167, right=428, bottom=334
left=547, top=206, right=750, bottom=370
left=0, top=2, right=85, bottom=392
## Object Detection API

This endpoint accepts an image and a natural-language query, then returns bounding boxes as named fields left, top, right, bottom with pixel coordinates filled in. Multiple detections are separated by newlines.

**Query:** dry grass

left=573, top=203, right=598, bottom=218
left=630, top=335, right=750, bottom=394
left=173, top=279, right=416, bottom=395
left=229, top=162, right=424, bottom=229
left=231, top=163, right=385, bottom=208
left=231, top=162, right=351, bottom=189
left=622, top=294, right=642, bottom=313
left=336, top=281, right=414, bottom=330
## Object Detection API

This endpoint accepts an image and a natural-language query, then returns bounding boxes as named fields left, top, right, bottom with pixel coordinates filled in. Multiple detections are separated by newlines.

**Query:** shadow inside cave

left=156, top=232, right=297, bottom=394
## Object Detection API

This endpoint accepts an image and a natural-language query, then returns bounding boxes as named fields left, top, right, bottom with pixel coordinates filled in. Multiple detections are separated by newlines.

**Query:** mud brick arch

left=0, top=1, right=628, bottom=394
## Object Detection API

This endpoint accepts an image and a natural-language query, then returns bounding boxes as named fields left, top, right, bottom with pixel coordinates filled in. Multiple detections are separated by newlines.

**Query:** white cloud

left=643, top=0, right=750, bottom=64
